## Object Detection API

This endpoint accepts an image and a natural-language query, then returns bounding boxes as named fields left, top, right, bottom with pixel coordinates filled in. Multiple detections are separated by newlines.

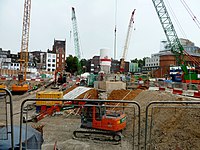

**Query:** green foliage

left=131, top=57, right=146, bottom=68
left=65, top=55, right=79, bottom=74
left=65, top=55, right=89, bottom=75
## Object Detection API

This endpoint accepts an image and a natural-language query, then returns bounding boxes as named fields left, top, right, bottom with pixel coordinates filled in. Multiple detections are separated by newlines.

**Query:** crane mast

left=152, top=0, right=200, bottom=83
left=151, top=0, right=187, bottom=72
left=71, top=7, right=81, bottom=60
left=19, top=0, right=31, bottom=82
left=11, top=0, right=31, bottom=93
left=120, top=9, right=136, bottom=72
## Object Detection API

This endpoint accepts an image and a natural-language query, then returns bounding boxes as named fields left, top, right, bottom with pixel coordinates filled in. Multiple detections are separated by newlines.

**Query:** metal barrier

left=0, top=88, right=14, bottom=150
left=19, top=99, right=141, bottom=150
left=156, top=80, right=200, bottom=91
left=145, top=101, right=200, bottom=150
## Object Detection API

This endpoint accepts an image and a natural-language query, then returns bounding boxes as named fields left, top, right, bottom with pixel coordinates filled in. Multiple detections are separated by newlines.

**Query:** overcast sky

left=0, top=0, right=200, bottom=61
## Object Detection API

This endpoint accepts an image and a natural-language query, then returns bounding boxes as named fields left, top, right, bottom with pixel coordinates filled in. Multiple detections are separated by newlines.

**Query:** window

left=52, top=69, right=55, bottom=72
left=62, top=54, right=64, bottom=58
left=48, top=64, right=51, bottom=67
left=52, top=64, right=55, bottom=67
left=57, top=59, right=59, bottom=62
left=52, top=55, right=56, bottom=58
left=48, top=59, right=51, bottom=62
left=95, top=107, right=101, bottom=121
left=11, top=64, right=13, bottom=66
left=48, top=68, right=50, bottom=71
left=52, top=59, right=55, bottom=62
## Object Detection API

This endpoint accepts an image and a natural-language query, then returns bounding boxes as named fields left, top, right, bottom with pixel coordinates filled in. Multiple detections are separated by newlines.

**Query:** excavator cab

left=18, top=74, right=24, bottom=82
left=81, top=104, right=106, bottom=128
left=80, top=103, right=126, bottom=132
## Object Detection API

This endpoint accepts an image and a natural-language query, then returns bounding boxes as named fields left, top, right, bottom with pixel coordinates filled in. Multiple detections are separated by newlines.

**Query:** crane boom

left=152, top=0, right=200, bottom=83
left=122, top=9, right=136, bottom=60
left=20, top=0, right=31, bottom=81
left=120, top=9, right=136, bottom=72
left=152, top=0, right=187, bottom=73
left=71, top=7, right=81, bottom=60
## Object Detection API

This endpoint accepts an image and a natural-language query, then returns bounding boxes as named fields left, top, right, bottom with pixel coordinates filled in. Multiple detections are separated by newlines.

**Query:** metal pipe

left=19, top=98, right=140, bottom=150
left=0, top=88, right=14, bottom=150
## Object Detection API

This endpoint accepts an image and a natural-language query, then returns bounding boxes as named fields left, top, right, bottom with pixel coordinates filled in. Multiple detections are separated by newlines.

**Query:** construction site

left=1, top=0, right=200, bottom=150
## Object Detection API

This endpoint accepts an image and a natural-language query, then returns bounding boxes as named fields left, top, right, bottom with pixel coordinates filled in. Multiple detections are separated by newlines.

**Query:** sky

left=0, top=0, right=200, bottom=61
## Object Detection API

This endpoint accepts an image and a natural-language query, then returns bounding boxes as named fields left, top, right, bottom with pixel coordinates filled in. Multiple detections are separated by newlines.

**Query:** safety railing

left=19, top=99, right=141, bottom=150
left=0, top=88, right=14, bottom=149
left=145, top=101, right=200, bottom=150
left=156, top=80, right=199, bottom=91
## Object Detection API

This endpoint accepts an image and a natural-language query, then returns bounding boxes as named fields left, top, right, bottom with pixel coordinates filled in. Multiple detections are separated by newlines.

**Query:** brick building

left=52, top=39, right=66, bottom=73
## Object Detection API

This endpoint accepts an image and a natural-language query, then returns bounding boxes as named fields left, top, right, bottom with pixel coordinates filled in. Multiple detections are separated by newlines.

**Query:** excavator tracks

left=73, top=128, right=122, bottom=145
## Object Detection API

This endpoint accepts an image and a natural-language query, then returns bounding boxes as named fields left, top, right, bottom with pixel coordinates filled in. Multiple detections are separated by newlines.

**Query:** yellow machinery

left=0, top=84, right=7, bottom=93
left=36, top=91, right=63, bottom=106
left=11, top=0, right=31, bottom=93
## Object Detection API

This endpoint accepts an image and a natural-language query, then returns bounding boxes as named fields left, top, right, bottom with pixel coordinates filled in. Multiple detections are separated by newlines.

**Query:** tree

left=131, top=57, right=146, bottom=68
left=65, top=55, right=80, bottom=74
left=80, top=59, right=87, bottom=73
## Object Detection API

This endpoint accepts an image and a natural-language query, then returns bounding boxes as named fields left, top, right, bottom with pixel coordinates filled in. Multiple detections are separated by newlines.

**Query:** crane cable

left=165, top=0, right=187, bottom=38
left=178, top=0, right=200, bottom=66
left=166, top=0, right=200, bottom=66
left=180, top=0, right=200, bottom=30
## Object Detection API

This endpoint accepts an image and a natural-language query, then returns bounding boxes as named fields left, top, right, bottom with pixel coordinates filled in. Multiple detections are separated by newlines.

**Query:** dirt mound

left=106, top=89, right=142, bottom=110
left=107, top=89, right=142, bottom=100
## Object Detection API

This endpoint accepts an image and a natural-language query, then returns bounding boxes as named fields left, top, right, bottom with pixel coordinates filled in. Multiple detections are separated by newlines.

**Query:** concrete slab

left=148, top=87, right=159, bottom=91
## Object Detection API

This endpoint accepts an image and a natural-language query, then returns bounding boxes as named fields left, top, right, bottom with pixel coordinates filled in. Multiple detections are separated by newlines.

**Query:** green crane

left=152, top=0, right=200, bottom=83
left=71, top=7, right=82, bottom=74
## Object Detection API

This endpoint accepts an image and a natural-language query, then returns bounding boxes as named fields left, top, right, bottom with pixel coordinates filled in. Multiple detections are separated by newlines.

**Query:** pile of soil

left=107, top=89, right=142, bottom=100
left=106, top=89, right=142, bottom=109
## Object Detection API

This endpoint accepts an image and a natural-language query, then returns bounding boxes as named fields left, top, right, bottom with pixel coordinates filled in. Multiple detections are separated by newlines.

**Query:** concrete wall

left=96, top=81, right=126, bottom=93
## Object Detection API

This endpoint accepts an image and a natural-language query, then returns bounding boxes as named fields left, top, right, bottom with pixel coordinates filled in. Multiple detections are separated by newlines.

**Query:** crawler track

left=73, top=128, right=122, bottom=145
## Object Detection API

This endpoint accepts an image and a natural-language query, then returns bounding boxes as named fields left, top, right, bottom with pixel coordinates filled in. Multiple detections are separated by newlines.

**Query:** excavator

left=73, top=102, right=126, bottom=143
left=12, top=0, right=31, bottom=93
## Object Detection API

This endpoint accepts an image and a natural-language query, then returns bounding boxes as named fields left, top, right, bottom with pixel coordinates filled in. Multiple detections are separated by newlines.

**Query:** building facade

left=111, top=59, right=120, bottom=73
left=90, top=56, right=100, bottom=74
left=145, top=39, right=200, bottom=78
left=46, top=52, right=56, bottom=72
left=52, top=39, right=66, bottom=73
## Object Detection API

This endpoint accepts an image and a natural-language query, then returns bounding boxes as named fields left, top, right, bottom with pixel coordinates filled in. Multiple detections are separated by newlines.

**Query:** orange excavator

left=12, top=0, right=31, bottom=93
left=73, top=102, right=126, bottom=143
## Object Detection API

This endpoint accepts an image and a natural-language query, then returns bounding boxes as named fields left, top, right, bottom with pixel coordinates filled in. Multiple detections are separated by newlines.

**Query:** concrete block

left=105, top=81, right=126, bottom=93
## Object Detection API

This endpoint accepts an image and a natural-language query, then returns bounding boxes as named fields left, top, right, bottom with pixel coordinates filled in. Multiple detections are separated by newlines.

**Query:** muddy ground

left=28, top=90, right=200, bottom=149
left=1, top=84, right=200, bottom=150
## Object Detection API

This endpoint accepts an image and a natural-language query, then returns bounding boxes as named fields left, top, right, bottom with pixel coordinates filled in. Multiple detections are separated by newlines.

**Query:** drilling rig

left=12, top=0, right=31, bottom=93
